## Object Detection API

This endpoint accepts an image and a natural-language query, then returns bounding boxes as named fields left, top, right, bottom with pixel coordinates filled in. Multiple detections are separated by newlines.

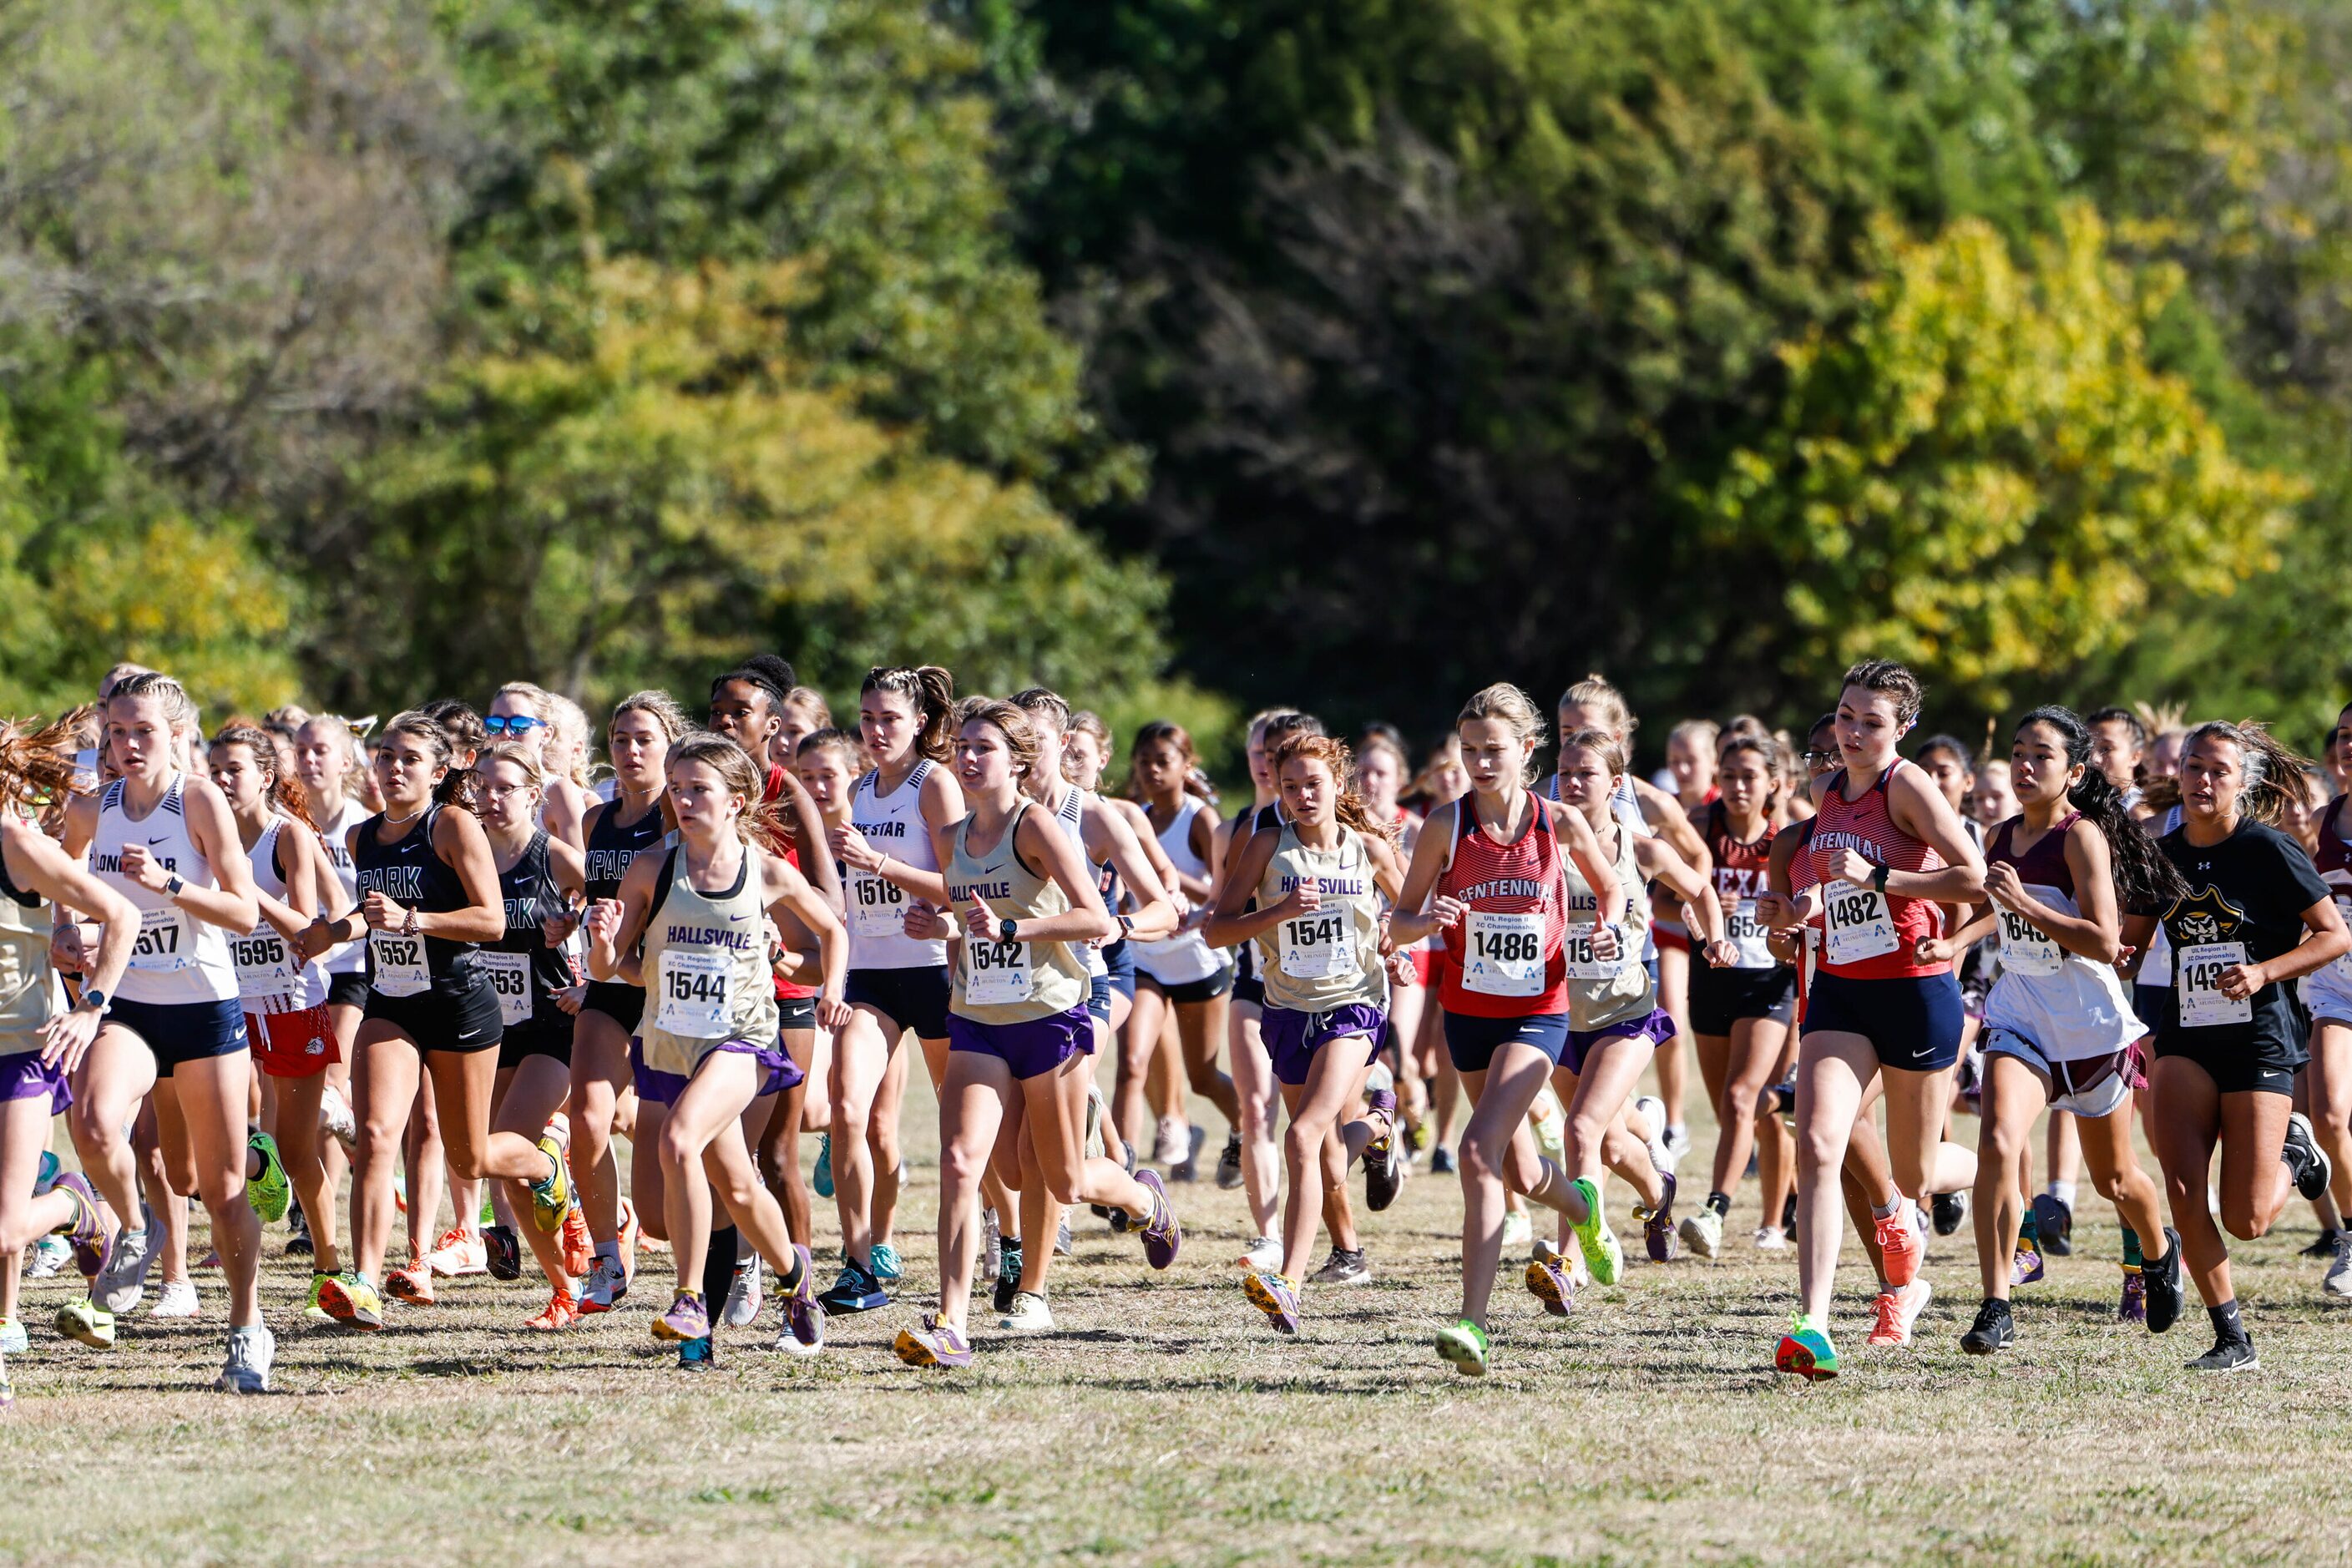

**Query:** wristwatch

left=76, top=987, right=109, bottom=1015
left=1870, top=863, right=1890, bottom=895
left=162, top=871, right=185, bottom=898
left=999, top=916, right=1019, bottom=944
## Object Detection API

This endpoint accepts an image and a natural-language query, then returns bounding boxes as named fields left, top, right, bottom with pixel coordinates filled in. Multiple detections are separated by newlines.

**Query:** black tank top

left=492, top=830, right=575, bottom=1009
left=353, top=805, right=482, bottom=984
left=584, top=796, right=666, bottom=905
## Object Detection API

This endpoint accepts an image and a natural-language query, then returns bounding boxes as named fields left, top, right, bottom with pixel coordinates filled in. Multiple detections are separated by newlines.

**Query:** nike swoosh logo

left=458, top=1029, right=482, bottom=1041
left=729, top=913, right=747, bottom=923
left=148, top=837, right=166, bottom=846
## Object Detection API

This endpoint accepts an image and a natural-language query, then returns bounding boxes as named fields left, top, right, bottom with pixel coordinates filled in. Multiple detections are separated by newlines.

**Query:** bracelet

left=403, top=906, right=419, bottom=938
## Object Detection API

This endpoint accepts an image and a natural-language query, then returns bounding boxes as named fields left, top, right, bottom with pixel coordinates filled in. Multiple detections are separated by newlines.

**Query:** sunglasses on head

left=483, top=715, right=547, bottom=736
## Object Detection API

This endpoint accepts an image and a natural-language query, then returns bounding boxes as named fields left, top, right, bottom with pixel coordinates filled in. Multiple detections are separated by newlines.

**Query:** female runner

left=210, top=726, right=342, bottom=1317
left=2304, top=701, right=2352, bottom=1295
left=583, top=734, right=837, bottom=1353
left=1064, top=710, right=1171, bottom=1157
left=2142, top=721, right=2346, bottom=1369
left=473, top=742, right=592, bottom=1328
left=1357, top=731, right=1433, bottom=1160
left=1682, top=734, right=1798, bottom=1259
left=823, top=665, right=964, bottom=1315
left=1383, top=685, right=1624, bottom=1374
left=1211, top=732, right=1407, bottom=1337
left=488, top=682, right=588, bottom=848
left=1937, top=707, right=2179, bottom=1353
left=293, top=715, right=370, bottom=1151
left=792, top=728, right=861, bottom=1211
left=894, top=700, right=1179, bottom=1368
left=1410, top=734, right=1473, bottom=1177
left=59, top=674, right=275, bottom=1389
left=298, top=713, right=569, bottom=1330
left=1768, top=661, right=1986, bottom=1381
left=573, top=691, right=687, bottom=1315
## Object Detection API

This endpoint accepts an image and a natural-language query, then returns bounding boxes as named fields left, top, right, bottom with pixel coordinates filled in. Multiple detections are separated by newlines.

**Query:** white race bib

left=964, top=937, right=1034, bottom=1007
left=1822, top=884, right=1899, bottom=966
left=848, top=869, right=908, bottom=938
left=1462, top=910, right=1544, bottom=998
left=129, top=905, right=195, bottom=973
left=656, top=947, right=731, bottom=1039
left=229, top=928, right=298, bottom=1004
left=2177, top=941, right=2253, bottom=1028
left=2334, top=897, right=2352, bottom=980
left=1562, top=922, right=1621, bottom=981
left=1727, top=898, right=1775, bottom=970
left=477, top=950, right=534, bottom=1028
left=1280, top=909, right=1358, bottom=981
left=368, top=931, right=431, bottom=998
left=1996, top=907, right=2063, bottom=977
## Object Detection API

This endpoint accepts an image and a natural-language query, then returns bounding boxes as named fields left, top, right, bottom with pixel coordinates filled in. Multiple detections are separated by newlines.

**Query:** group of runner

left=0, top=653, right=2340, bottom=1404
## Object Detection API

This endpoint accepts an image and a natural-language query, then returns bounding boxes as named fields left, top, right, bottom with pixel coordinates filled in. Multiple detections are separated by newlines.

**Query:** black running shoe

left=1960, top=1299, right=2014, bottom=1355
left=677, top=1334, right=716, bottom=1372
left=2302, top=1227, right=2343, bottom=1259
left=2284, top=1112, right=2333, bottom=1203
left=2031, top=1192, right=2072, bottom=1257
left=1429, top=1146, right=1455, bottom=1176
left=2185, top=1336, right=2259, bottom=1373
left=484, top=1223, right=522, bottom=1282
left=1783, top=1190, right=1798, bottom=1236
left=2144, top=1227, right=2185, bottom=1335
left=991, top=1243, right=1024, bottom=1315
left=1932, top=1191, right=1965, bottom=1237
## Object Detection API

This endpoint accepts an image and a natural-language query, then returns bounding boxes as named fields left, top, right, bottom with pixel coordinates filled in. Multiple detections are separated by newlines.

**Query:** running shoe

left=1567, top=1176, right=1621, bottom=1287
left=1636, top=1171, right=1679, bottom=1262
left=579, top=1254, right=627, bottom=1315
left=0, top=1318, right=25, bottom=1354
left=319, top=1082, right=357, bottom=1151
left=1753, top=1226, right=1788, bottom=1252
left=1524, top=1252, right=1575, bottom=1318
left=1216, top=1130, right=1243, bottom=1190
left=2327, top=1233, right=2352, bottom=1301
left=25, top=1233, right=69, bottom=1279
left=1243, top=1270, right=1301, bottom=1335
left=723, top=1258, right=762, bottom=1328
left=651, top=1292, right=710, bottom=1343
left=1680, top=1206, right=1723, bottom=1260
left=1434, top=1317, right=1489, bottom=1377
left=776, top=1244, right=823, bottom=1354
left=318, top=1272, right=383, bottom=1330
left=1632, top=1095, right=1673, bottom=1173
left=1308, top=1247, right=1371, bottom=1286
left=94, top=1212, right=154, bottom=1313
left=526, top=1291, right=580, bottom=1332
left=54, top=1297, right=114, bottom=1348
left=812, top=1132, right=834, bottom=1200
left=1407, top=1120, right=1433, bottom=1155
left=1867, top=1277, right=1932, bottom=1347
left=1500, top=1209, right=1532, bottom=1250
left=1661, top=1123, right=1692, bottom=1168
left=2285, top=1111, right=2334, bottom=1202
left=817, top=1257, right=889, bottom=1315
left=893, top=1313, right=974, bottom=1369
left=304, top=1273, right=335, bottom=1324
left=559, top=1206, right=594, bottom=1279
left=285, top=1205, right=313, bottom=1258
left=2186, top=1337, right=2259, bottom=1373
left=1171, top=1124, right=1205, bottom=1183
left=527, top=1135, right=569, bottom=1232
left=998, top=1290, right=1055, bottom=1333
left=2031, top=1192, right=2074, bottom=1257
left=1363, top=1086, right=1404, bottom=1212
left=386, top=1252, right=436, bottom=1306
left=245, top=1129, right=291, bottom=1223
left=1055, top=1214, right=1075, bottom=1257
left=2143, top=1226, right=2184, bottom=1334
left=1931, top=1191, right=1966, bottom=1237
left=1154, top=1115, right=1188, bottom=1166
left=484, top=1223, right=523, bottom=1282
left=1429, top=1146, right=1455, bottom=1176
left=1960, top=1298, right=2014, bottom=1355
left=427, top=1227, right=487, bottom=1278
left=2011, top=1245, right=2045, bottom=1287
left=992, top=1244, right=1024, bottom=1316
left=51, top=1173, right=113, bottom=1279
left=1874, top=1205, right=1922, bottom=1290
left=218, top=1323, right=273, bottom=1394
left=676, top=1335, right=716, bottom=1371
left=1528, top=1087, right=1566, bottom=1161
left=2303, top=1227, right=2343, bottom=1259
left=1236, top=1236, right=1282, bottom=1275
left=149, top=1277, right=199, bottom=1318
left=2118, top=1270, right=2147, bottom=1324
left=1135, top=1168, right=1181, bottom=1268
left=1774, top=1322, right=1838, bottom=1381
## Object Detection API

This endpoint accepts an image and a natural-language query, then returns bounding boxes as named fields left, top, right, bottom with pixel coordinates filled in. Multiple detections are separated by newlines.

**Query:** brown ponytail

left=864, top=665, right=957, bottom=763
left=1272, top=732, right=1394, bottom=845
left=0, top=708, right=89, bottom=813
left=211, top=723, right=318, bottom=833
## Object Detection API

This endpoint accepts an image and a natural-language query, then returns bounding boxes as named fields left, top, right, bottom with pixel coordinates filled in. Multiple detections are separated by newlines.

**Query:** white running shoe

left=427, top=1230, right=488, bottom=1278
left=95, top=1214, right=156, bottom=1313
left=998, top=1290, right=1055, bottom=1333
left=318, top=1084, right=357, bottom=1151
left=579, top=1254, right=628, bottom=1314
left=1154, top=1115, right=1190, bottom=1166
left=1632, top=1095, right=1675, bottom=1173
left=1753, top=1225, right=1789, bottom=1252
left=0, top=1317, right=26, bottom=1353
left=25, top=1234, right=70, bottom=1279
left=217, top=1323, right=273, bottom=1394
left=1500, top=1209, right=1533, bottom=1249
left=723, top=1259, right=762, bottom=1328
left=1679, top=1207, right=1723, bottom=1259
left=1308, top=1247, right=1372, bottom=1286
left=1235, top=1235, right=1282, bottom=1274
left=2327, top=1233, right=2352, bottom=1300
left=149, top=1277, right=200, bottom=1319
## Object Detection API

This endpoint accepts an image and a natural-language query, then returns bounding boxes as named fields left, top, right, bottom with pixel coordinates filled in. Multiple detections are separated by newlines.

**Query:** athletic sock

left=1706, top=1191, right=1730, bottom=1217
left=2019, top=1206, right=2041, bottom=1248
left=594, top=1239, right=620, bottom=1264
left=701, top=1224, right=738, bottom=1315
left=2049, top=1180, right=2076, bottom=1209
left=2208, top=1298, right=2248, bottom=1344
left=1870, top=1196, right=1901, bottom=1222
left=2121, top=1225, right=2143, bottom=1270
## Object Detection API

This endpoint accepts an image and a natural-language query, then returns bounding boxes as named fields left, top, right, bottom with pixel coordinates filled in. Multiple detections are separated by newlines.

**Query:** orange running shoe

left=560, top=1203, right=594, bottom=1280
left=1874, top=1205, right=1922, bottom=1289
left=386, top=1244, right=436, bottom=1306
left=427, top=1226, right=487, bottom=1278
left=525, top=1290, right=579, bottom=1332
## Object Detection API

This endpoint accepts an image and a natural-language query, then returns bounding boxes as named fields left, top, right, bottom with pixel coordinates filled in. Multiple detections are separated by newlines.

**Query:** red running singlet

left=1804, top=761, right=1948, bottom=980
left=1437, top=792, right=1571, bottom=1019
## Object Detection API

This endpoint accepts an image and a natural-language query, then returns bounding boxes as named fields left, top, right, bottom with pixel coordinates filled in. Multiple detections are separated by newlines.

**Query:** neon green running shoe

left=1434, top=1318, right=1490, bottom=1377
left=245, top=1129, right=291, bottom=1223
left=528, top=1135, right=569, bottom=1233
left=1569, top=1176, right=1621, bottom=1287
left=304, top=1272, right=336, bottom=1323
left=55, top=1297, right=114, bottom=1348
left=1776, top=1321, right=1839, bottom=1381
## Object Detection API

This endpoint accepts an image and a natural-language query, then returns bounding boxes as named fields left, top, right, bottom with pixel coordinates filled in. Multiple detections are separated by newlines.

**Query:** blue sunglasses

left=484, top=714, right=547, bottom=736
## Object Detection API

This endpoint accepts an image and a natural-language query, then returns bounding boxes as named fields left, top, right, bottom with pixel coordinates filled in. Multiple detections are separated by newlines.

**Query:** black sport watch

left=999, top=916, right=1019, bottom=944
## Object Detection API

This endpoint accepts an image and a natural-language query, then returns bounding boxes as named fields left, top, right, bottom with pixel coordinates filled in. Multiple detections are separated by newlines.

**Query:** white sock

left=594, top=1240, right=620, bottom=1263
left=2048, top=1180, right=2076, bottom=1209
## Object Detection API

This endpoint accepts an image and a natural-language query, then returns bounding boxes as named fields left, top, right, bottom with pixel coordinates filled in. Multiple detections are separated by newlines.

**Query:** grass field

left=7, top=1061, right=2352, bottom=1568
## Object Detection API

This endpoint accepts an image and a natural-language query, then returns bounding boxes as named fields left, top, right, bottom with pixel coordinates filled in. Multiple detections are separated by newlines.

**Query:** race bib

left=2334, top=897, right=2352, bottom=980
left=1822, top=884, right=1899, bottom=967
left=1280, top=909, right=1358, bottom=981
left=1727, top=898, right=1775, bottom=970
left=848, top=869, right=908, bottom=938
left=477, top=950, right=534, bottom=1028
left=2177, top=941, right=2253, bottom=1028
left=1562, top=922, right=1621, bottom=981
left=368, top=931, right=431, bottom=998
left=129, top=905, right=195, bottom=973
left=965, top=937, right=1034, bottom=1007
left=1996, top=907, right=2063, bottom=977
left=229, top=928, right=297, bottom=1004
left=1462, top=910, right=1544, bottom=998
left=656, top=947, right=731, bottom=1039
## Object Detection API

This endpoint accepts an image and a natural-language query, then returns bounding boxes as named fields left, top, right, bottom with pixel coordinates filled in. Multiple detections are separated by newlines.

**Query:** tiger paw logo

left=2167, top=885, right=2245, bottom=947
